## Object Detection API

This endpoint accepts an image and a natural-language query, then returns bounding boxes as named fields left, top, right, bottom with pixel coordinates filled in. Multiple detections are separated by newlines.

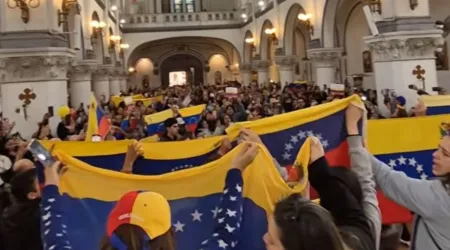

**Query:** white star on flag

left=421, top=173, right=428, bottom=180
left=408, top=158, right=417, bottom=167
left=211, top=207, right=219, bottom=218
left=191, top=210, right=202, bottom=222
left=235, top=184, right=242, bottom=193
left=229, top=196, right=237, bottom=201
left=307, top=130, right=314, bottom=136
left=416, top=164, right=423, bottom=173
left=173, top=221, right=185, bottom=232
left=398, top=156, right=407, bottom=165
left=282, top=152, right=291, bottom=160
left=226, top=209, right=237, bottom=217
left=218, top=239, right=228, bottom=249
left=298, top=131, right=306, bottom=139
left=389, top=159, right=396, bottom=168
left=225, top=224, right=236, bottom=233
left=321, top=140, right=329, bottom=148
left=218, top=217, right=225, bottom=224
left=285, top=143, right=293, bottom=151
left=290, top=135, right=299, bottom=144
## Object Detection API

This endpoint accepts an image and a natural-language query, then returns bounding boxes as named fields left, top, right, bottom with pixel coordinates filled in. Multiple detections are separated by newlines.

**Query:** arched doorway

left=159, top=54, right=204, bottom=87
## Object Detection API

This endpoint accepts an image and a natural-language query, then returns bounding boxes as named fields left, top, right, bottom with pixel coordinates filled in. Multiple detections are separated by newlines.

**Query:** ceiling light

left=241, top=13, right=247, bottom=19
left=111, top=5, right=118, bottom=11
left=120, top=18, right=126, bottom=24
left=258, top=0, right=264, bottom=7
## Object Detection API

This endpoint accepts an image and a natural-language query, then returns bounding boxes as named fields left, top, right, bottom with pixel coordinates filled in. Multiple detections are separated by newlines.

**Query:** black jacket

left=1, top=200, right=43, bottom=250
left=309, top=157, right=376, bottom=250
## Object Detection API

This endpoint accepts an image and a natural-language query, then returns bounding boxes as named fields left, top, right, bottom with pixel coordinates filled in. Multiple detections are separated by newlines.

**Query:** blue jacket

left=40, top=169, right=244, bottom=250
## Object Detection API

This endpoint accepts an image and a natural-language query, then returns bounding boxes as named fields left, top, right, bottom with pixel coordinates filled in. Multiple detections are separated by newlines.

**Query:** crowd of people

left=0, top=80, right=447, bottom=250
left=24, top=81, right=426, bottom=143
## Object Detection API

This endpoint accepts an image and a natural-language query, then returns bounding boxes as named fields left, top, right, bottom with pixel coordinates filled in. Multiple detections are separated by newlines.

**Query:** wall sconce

left=109, top=35, right=121, bottom=48
left=298, top=13, right=314, bottom=36
left=245, top=38, right=256, bottom=52
left=120, top=43, right=130, bottom=49
left=128, top=67, right=135, bottom=73
left=410, top=0, right=418, bottom=10
left=57, top=0, right=81, bottom=27
left=265, top=28, right=278, bottom=45
left=90, top=20, right=106, bottom=40
left=363, top=0, right=382, bottom=14
left=7, top=0, right=40, bottom=24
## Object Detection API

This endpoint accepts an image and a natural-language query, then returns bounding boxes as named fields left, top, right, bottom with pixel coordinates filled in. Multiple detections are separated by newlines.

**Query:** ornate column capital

left=365, top=31, right=444, bottom=62
left=307, top=48, right=343, bottom=68
left=275, top=56, right=296, bottom=70
left=69, top=60, right=98, bottom=82
left=93, top=65, right=114, bottom=81
left=252, top=60, right=272, bottom=71
left=0, top=55, right=75, bottom=83
left=239, top=63, right=253, bottom=73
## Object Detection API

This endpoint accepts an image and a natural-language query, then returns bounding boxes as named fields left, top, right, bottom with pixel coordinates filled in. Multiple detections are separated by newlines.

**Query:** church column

left=69, top=60, right=97, bottom=110
left=148, top=0, right=155, bottom=13
left=156, top=0, right=162, bottom=13
left=195, top=0, right=201, bottom=11
left=366, top=34, right=443, bottom=113
left=253, top=60, right=271, bottom=85
left=119, top=74, right=128, bottom=92
left=93, top=66, right=113, bottom=102
left=110, top=68, right=124, bottom=95
left=276, top=56, right=296, bottom=88
left=0, top=49, right=75, bottom=138
left=307, top=48, right=342, bottom=88
left=240, top=63, right=253, bottom=86
left=363, top=0, right=443, bottom=114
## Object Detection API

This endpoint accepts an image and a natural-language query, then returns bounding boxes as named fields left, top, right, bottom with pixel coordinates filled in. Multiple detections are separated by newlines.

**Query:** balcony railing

left=121, top=11, right=243, bottom=30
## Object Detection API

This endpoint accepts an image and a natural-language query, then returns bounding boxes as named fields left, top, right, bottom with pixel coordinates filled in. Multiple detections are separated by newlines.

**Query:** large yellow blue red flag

left=420, top=95, right=450, bottom=115
left=145, top=104, right=205, bottom=135
left=85, top=94, right=111, bottom=141
left=54, top=142, right=310, bottom=250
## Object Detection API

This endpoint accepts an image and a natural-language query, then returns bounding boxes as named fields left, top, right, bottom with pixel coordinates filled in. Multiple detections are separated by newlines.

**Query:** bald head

left=13, top=159, right=35, bottom=174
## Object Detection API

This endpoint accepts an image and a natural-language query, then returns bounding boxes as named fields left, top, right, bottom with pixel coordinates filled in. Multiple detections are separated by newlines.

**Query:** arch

left=160, top=54, right=204, bottom=87
left=158, top=49, right=207, bottom=68
left=283, top=3, right=308, bottom=56
left=259, top=19, right=274, bottom=61
left=322, top=0, right=341, bottom=48
left=207, top=53, right=230, bottom=66
left=92, top=11, right=100, bottom=22
left=243, top=30, right=254, bottom=63
left=127, top=37, right=241, bottom=68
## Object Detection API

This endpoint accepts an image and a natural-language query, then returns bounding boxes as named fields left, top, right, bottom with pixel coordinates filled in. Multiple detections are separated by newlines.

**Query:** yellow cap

left=58, top=106, right=70, bottom=118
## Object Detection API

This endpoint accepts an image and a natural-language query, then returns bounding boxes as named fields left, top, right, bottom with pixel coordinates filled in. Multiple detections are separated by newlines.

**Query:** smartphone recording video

left=28, top=139, right=56, bottom=167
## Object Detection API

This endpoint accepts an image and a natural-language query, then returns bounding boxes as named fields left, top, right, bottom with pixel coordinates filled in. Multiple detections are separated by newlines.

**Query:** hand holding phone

left=28, top=139, right=56, bottom=167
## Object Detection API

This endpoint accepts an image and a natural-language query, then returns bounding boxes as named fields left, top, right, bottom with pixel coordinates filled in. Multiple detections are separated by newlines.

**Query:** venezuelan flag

left=42, top=136, right=226, bottom=175
left=110, top=95, right=164, bottom=108
left=421, top=95, right=450, bottom=115
left=145, top=104, right=205, bottom=136
left=54, top=142, right=310, bottom=250
left=367, top=114, right=450, bottom=223
left=86, top=94, right=111, bottom=141
left=226, top=95, right=447, bottom=224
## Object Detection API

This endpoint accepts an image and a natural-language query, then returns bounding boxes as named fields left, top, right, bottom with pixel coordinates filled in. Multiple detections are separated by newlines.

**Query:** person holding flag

left=86, top=93, right=111, bottom=141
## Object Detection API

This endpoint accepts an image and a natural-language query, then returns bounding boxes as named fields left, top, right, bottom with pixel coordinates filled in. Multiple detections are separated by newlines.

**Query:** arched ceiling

left=128, top=37, right=241, bottom=67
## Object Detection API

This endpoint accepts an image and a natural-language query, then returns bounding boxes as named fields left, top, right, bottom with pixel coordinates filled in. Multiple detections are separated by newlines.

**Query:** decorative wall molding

left=93, top=65, right=115, bottom=81
left=0, top=55, right=74, bottom=83
left=275, top=56, right=296, bottom=70
left=307, top=48, right=343, bottom=68
left=366, top=36, right=444, bottom=62
left=239, top=63, right=253, bottom=72
left=252, top=60, right=272, bottom=70
left=68, top=60, right=98, bottom=82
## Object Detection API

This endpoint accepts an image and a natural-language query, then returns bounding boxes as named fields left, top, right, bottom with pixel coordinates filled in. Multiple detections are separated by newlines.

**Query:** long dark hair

left=274, top=194, right=350, bottom=250
left=100, top=224, right=176, bottom=250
